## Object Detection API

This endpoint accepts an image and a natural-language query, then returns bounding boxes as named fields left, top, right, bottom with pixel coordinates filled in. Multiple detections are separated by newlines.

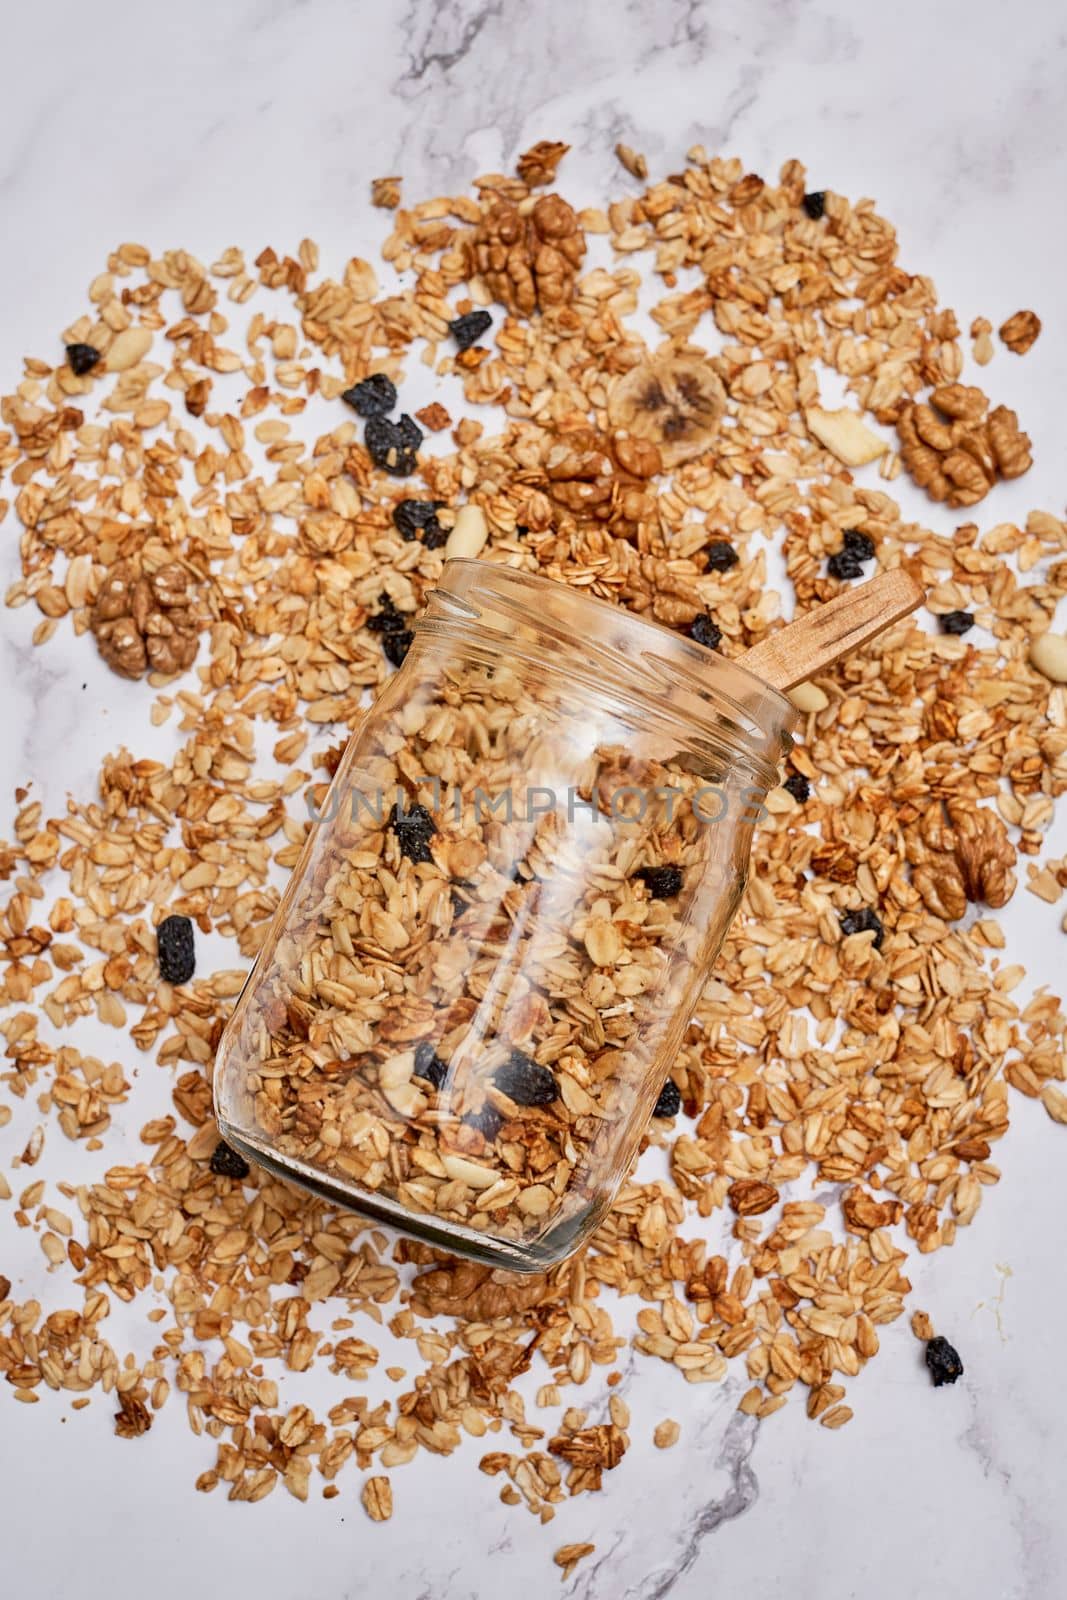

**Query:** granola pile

left=1, top=145, right=1066, bottom=1525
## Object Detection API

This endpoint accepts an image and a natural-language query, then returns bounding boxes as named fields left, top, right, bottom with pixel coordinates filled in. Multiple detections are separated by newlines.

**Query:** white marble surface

left=2, top=1, right=1067, bottom=1596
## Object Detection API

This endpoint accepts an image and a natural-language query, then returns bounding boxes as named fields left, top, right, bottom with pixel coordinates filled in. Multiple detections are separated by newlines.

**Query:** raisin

left=704, top=540, right=739, bottom=572
left=839, top=906, right=885, bottom=950
left=940, top=610, right=974, bottom=635
left=827, top=551, right=865, bottom=581
left=925, top=1335, right=964, bottom=1387
left=366, top=595, right=408, bottom=634
left=465, top=1103, right=502, bottom=1140
left=392, top=499, right=447, bottom=547
left=365, top=413, right=422, bottom=476
left=448, top=310, right=492, bottom=351
left=413, top=1042, right=448, bottom=1089
left=653, top=1079, right=681, bottom=1118
left=382, top=629, right=414, bottom=668
left=157, top=914, right=195, bottom=984
left=842, top=529, right=876, bottom=562
left=690, top=614, right=722, bottom=650
left=803, top=191, right=826, bottom=219
left=494, top=1049, right=558, bottom=1107
left=341, top=373, right=397, bottom=417
left=388, top=800, right=437, bottom=864
left=783, top=772, right=811, bottom=802
left=633, top=864, right=684, bottom=899
left=210, top=1141, right=250, bottom=1180
left=66, top=342, right=101, bottom=376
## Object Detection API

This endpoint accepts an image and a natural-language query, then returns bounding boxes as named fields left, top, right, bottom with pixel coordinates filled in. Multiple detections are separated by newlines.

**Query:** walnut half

left=471, top=193, right=586, bottom=316
left=907, top=799, right=1017, bottom=920
left=90, top=560, right=201, bottom=680
left=897, top=383, right=1032, bottom=507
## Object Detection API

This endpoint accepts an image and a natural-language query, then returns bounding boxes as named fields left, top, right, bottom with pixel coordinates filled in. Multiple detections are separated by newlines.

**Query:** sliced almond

left=441, top=1153, right=499, bottom=1190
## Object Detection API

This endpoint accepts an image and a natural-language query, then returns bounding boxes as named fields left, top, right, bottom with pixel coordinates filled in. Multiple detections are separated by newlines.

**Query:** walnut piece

left=999, top=309, right=1041, bottom=355
left=897, top=383, right=1032, bottom=506
left=370, top=176, right=401, bottom=210
left=516, top=140, right=570, bottom=188
left=410, top=1258, right=559, bottom=1320
left=90, top=560, right=200, bottom=680
left=907, top=800, right=1017, bottom=921
left=472, top=193, right=586, bottom=316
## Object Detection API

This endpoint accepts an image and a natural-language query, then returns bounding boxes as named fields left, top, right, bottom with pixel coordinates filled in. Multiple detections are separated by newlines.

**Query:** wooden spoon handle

left=737, top=569, right=924, bottom=693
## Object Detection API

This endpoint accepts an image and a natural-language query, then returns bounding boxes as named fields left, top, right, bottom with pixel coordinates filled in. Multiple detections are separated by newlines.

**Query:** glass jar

left=214, top=562, right=795, bottom=1271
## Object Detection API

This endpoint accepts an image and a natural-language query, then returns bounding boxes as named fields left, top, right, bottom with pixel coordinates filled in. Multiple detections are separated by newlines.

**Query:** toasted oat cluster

left=0, top=141, right=1065, bottom=1528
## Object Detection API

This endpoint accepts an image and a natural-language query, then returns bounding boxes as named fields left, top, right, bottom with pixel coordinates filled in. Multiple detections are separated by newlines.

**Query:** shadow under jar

left=215, top=561, right=796, bottom=1271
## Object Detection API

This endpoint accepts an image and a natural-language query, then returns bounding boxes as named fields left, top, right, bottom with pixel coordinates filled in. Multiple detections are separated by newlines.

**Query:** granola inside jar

left=214, top=563, right=795, bottom=1269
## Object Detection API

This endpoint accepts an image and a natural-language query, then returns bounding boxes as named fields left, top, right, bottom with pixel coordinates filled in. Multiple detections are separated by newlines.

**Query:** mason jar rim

left=415, top=560, right=796, bottom=784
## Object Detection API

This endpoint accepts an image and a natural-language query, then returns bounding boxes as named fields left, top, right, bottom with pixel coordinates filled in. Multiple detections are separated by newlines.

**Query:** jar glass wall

left=215, top=562, right=794, bottom=1270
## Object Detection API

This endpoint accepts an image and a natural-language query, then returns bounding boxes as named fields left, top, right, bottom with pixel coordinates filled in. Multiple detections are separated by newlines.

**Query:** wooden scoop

left=737, top=569, right=924, bottom=694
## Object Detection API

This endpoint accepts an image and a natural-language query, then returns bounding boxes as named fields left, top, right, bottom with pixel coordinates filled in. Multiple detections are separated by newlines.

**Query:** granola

left=0, top=143, right=1064, bottom=1533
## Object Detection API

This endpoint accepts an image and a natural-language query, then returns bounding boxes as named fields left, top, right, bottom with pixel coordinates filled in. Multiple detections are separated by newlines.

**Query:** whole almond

left=105, top=327, right=153, bottom=372
left=444, top=504, right=489, bottom=560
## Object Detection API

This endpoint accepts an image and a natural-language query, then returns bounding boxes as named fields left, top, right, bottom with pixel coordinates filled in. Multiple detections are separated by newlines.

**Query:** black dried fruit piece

left=66, top=342, right=102, bottom=376
left=653, top=1079, right=681, bottom=1118
left=393, top=499, right=447, bottom=547
left=940, top=610, right=974, bottom=635
left=839, top=905, right=885, bottom=950
left=210, top=1141, right=250, bottom=1180
left=783, top=772, right=811, bottom=803
left=366, top=595, right=408, bottom=634
left=157, top=914, right=195, bottom=984
left=365, top=413, right=423, bottom=476
left=448, top=310, right=492, bottom=351
left=803, top=191, right=826, bottom=219
left=341, top=373, right=397, bottom=417
left=388, top=800, right=437, bottom=864
left=633, top=864, right=684, bottom=899
left=494, top=1049, right=558, bottom=1107
left=382, top=629, right=414, bottom=668
left=690, top=614, right=722, bottom=650
left=827, top=551, right=865, bottom=581
left=515, top=524, right=529, bottom=537
left=925, top=1335, right=964, bottom=1387
left=465, top=1103, right=502, bottom=1140
left=842, top=529, right=876, bottom=562
left=413, top=1042, right=448, bottom=1089
left=704, top=540, right=739, bottom=572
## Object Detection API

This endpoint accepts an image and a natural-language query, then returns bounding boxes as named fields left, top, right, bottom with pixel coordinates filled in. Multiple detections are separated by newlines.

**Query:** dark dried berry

left=653, top=1079, right=681, bottom=1118
left=494, top=1049, right=558, bottom=1107
left=392, top=499, right=447, bottom=547
left=842, top=529, right=876, bottom=562
left=940, top=610, right=974, bottom=635
left=448, top=310, right=492, bottom=351
left=382, top=629, right=414, bottom=668
left=827, top=551, right=865, bottom=581
left=690, top=614, right=722, bottom=650
left=210, top=1141, right=250, bottom=1180
left=839, top=905, right=885, bottom=950
left=157, top=914, right=195, bottom=984
left=515, top=524, right=529, bottom=538
left=465, top=1103, right=502, bottom=1140
left=783, top=772, right=811, bottom=803
left=925, top=1335, right=964, bottom=1387
left=413, top=1042, right=448, bottom=1089
left=704, top=540, right=739, bottom=572
left=365, top=413, right=423, bottom=476
left=388, top=800, right=437, bottom=864
left=66, top=342, right=102, bottom=376
left=634, top=864, right=684, bottom=899
left=803, top=191, right=826, bottom=219
left=341, top=373, right=397, bottom=417
left=366, top=595, right=408, bottom=634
